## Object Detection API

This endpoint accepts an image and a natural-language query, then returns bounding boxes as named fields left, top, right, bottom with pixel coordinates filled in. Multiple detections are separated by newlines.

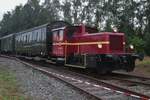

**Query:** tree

left=0, top=11, right=12, bottom=36
left=62, top=0, right=72, bottom=23
left=43, top=0, right=61, bottom=22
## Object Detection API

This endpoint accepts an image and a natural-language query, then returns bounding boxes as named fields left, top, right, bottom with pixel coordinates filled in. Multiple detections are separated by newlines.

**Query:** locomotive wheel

left=97, top=69, right=112, bottom=74
left=97, top=70, right=107, bottom=74
left=56, top=60, right=64, bottom=66
left=96, top=61, right=113, bottom=74
left=126, top=59, right=135, bottom=72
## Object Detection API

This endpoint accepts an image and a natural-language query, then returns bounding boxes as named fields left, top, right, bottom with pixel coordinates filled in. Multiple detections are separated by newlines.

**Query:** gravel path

left=0, top=57, right=98, bottom=100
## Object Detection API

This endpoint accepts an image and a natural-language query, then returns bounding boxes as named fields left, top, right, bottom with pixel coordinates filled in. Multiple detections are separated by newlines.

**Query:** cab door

left=52, top=29, right=64, bottom=57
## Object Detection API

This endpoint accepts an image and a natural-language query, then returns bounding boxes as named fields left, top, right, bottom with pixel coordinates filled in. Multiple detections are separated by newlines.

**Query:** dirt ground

left=131, top=56, right=150, bottom=77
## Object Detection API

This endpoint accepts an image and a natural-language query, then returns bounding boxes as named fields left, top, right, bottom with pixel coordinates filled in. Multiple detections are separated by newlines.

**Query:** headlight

left=98, top=44, right=102, bottom=48
left=129, top=45, right=134, bottom=49
left=113, top=28, right=118, bottom=32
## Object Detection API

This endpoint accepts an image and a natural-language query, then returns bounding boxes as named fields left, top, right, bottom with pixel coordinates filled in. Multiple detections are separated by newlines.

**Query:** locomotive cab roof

left=65, top=24, right=99, bottom=37
left=65, top=24, right=124, bottom=37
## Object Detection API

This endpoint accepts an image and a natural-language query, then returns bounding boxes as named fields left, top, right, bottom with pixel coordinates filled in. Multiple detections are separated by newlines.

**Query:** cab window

left=59, top=30, right=64, bottom=41
left=53, top=31, right=59, bottom=42
left=52, top=30, right=64, bottom=42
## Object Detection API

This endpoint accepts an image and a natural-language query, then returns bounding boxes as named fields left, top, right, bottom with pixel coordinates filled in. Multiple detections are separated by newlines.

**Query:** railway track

left=112, top=72, right=150, bottom=86
left=106, top=72, right=150, bottom=86
left=98, top=75, right=150, bottom=96
left=1, top=55, right=150, bottom=100
left=76, top=69, right=150, bottom=97
left=111, top=73, right=150, bottom=96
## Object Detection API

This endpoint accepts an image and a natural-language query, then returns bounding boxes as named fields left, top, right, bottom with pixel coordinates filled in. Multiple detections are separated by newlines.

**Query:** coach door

left=52, top=29, right=64, bottom=57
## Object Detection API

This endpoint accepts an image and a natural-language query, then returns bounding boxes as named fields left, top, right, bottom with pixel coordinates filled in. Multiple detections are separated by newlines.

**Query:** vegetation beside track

left=134, top=57, right=150, bottom=76
left=0, top=66, right=28, bottom=100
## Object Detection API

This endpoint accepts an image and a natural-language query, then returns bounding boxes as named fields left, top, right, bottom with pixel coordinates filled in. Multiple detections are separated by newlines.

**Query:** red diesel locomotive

left=0, top=21, right=143, bottom=74
left=51, top=23, right=143, bottom=73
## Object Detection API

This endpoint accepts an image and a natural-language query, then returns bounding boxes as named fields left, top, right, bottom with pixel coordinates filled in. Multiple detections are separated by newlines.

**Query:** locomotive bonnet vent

left=109, top=35, right=123, bottom=51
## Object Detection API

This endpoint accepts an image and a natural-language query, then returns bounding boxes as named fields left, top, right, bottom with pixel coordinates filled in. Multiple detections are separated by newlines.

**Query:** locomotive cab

left=51, top=27, right=66, bottom=63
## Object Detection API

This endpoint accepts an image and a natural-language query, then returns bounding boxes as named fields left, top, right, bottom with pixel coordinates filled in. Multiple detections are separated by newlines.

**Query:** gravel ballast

left=0, top=57, right=98, bottom=100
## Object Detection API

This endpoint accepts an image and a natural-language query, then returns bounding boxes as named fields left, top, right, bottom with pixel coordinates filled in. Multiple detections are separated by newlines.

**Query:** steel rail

left=108, top=76, right=150, bottom=86
left=112, top=72, right=150, bottom=80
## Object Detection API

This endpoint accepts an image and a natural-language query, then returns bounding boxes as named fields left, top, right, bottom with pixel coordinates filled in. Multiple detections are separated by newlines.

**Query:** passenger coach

left=0, top=34, right=15, bottom=54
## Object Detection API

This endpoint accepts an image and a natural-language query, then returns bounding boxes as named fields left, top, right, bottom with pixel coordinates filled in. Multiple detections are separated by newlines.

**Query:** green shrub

left=128, top=36, right=145, bottom=53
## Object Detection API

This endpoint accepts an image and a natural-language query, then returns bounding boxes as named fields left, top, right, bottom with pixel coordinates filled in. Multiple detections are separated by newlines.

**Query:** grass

left=0, top=66, right=27, bottom=100
left=135, top=56, right=150, bottom=75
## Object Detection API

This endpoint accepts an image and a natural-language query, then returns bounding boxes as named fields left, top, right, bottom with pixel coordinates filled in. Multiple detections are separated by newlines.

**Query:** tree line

left=0, top=0, right=150, bottom=55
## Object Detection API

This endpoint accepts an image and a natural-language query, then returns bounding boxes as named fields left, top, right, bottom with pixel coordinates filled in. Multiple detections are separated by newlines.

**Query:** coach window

left=27, top=34, right=28, bottom=43
left=32, top=31, right=34, bottom=42
left=22, top=35, right=24, bottom=44
left=42, top=28, right=46, bottom=41
left=36, top=32, right=38, bottom=42
left=19, top=36, right=21, bottom=42
left=18, top=36, right=19, bottom=46
left=38, top=30, right=41, bottom=42
left=23, top=35, right=25, bottom=44
left=35, top=32, right=37, bottom=41
left=24, top=35, right=26, bottom=44
left=34, top=32, right=36, bottom=42
left=33, top=31, right=36, bottom=41
left=32, top=32, right=34, bottom=41
left=44, top=28, right=46, bottom=40
left=18, top=36, right=20, bottom=45
left=20, top=35, right=22, bottom=42
left=19, top=35, right=21, bottom=43
left=29, top=34, right=31, bottom=43
left=16, top=36, right=18, bottom=43
left=18, top=36, right=20, bottom=47
left=41, top=29, right=43, bottom=41
left=36, top=31, right=38, bottom=42
left=29, top=32, right=32, bottom=43
left=27, top=34, right=29, bottom=43
left=30, top=34, right=32, bottom=42
left=23, top=35, right=24, bottom=43
left=18, top=36, right=20, bottom=42
left=41, top=28, right=43, bottom=41
left=22, top=35, right=24, bottom=43
left=25, top=35, right=27, bottom=43
left=26, top=35, right=28, bottom=44
left=40, top=29, right=42, bottom=41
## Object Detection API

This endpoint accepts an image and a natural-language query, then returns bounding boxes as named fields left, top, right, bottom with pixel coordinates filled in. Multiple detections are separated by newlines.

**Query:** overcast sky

left=0, top=0, right=27, bottom=20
